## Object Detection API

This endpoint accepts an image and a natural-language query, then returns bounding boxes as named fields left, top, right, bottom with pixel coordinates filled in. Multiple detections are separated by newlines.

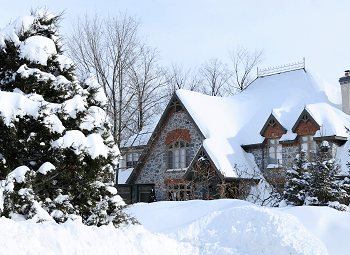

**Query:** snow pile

left=0, top=217, right=196, bottom=255
left=2, top=199, right=350, bottom=254
left=175, top=206, right=326, bottom=254
left=130, top=200, right=332, bottom=254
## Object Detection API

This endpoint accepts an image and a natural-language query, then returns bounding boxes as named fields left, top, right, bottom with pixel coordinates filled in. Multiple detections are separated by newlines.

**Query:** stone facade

left=246, top=116, right=343, bottom=186
left=247, top=144, right=299, bottom=172
left=134, top=111, right=204, bottom=201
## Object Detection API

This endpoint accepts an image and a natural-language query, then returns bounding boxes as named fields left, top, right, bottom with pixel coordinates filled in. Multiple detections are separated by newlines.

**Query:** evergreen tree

left=306, top=141, right=347, bottom=206
left=283, top=149, right=310, bottom=206
left=0, top=9, right=135, bottom=226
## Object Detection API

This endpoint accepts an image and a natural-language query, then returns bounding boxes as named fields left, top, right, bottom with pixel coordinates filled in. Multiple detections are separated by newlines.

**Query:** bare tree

left=165, top=63, right=203, bottom=99
left=128, top=46, right=167, bottom=133
left=228, top=46, right=264, bottom=94
left=66, top=12, right=144, bottom=145
left=199, top=58, right=232, bottom=97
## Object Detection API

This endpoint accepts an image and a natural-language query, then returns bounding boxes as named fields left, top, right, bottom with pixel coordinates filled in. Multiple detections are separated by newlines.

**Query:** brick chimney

left=339, top=70, right=350, bottom=114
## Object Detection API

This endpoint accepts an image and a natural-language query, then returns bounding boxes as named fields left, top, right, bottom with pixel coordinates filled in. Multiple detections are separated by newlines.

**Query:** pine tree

left=306, top=141, right=346, bottom=206
left=0, top=9, right=135, bottom=226
left=283, top=149, right=310, bottom=206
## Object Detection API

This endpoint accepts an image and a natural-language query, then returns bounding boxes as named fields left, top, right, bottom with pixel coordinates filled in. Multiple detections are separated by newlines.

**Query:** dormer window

left=167, top=141, right=191, bottom=169
left=268, top=138, right=282, bottom=165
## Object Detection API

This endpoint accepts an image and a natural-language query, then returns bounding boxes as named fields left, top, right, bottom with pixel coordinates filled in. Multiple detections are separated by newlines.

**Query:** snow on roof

left=177, top=69, right=350, bottom=177
left=118, top=168, right=133, bottom=184
left=120, top=116, right=160, bottom=148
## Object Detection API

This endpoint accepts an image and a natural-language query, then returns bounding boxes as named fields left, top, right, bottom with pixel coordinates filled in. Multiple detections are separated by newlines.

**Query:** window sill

left=166, top=168, right=187, bottom=173
left=266, top=164, right=283, bottom=169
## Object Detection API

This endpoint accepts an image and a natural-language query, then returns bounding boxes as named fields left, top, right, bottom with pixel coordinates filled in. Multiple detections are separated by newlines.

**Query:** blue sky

left=1, top=0, right=350, bottom=86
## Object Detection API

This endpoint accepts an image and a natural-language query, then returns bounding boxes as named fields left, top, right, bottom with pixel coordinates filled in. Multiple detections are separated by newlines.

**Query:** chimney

left=339, top=70, right=350, bottom=114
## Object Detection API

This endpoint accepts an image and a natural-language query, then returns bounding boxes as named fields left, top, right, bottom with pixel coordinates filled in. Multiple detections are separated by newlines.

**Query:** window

left=126, top=152, right=139, bottom=167
left=268, top=139, right=282, bottom=165
left=300, top=135, right=316, bottom=160
left=167, top=141, right=191, bottom=169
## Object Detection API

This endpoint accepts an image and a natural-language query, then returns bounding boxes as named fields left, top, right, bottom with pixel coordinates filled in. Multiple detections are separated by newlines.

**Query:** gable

left=292, top=109, right=320, bottom=135
left=183, top=146, right=223, bottom=181
left=126, top=93, right=204, bottom=184
left=260, top=114, right=286, bottom=138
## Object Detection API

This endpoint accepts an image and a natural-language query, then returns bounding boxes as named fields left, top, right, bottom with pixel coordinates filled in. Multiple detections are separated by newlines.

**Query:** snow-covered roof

left=118, top=168, right=134, bottom=184
left=120, top=116, right=160, bottom=148
left=177, top=69, right=350, bottom=177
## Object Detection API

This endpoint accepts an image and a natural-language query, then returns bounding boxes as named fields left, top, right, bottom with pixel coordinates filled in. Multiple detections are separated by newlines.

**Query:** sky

left=0, top=0, right=349, bottom=86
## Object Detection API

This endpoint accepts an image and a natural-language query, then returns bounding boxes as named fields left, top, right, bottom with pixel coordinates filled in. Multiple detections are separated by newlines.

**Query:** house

left=119, top=64, right=350, bottom=204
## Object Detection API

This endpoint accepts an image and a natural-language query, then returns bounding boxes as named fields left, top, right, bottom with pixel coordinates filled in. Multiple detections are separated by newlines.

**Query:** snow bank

left=0, top=217, right=196, bottom=255
left=2, top=199, right=350, bottom=254
left=280, top=205, right=350, bottom=255
left=129, top=200, right=331, bottom=254
left=175, top=206, right=326, bottom=255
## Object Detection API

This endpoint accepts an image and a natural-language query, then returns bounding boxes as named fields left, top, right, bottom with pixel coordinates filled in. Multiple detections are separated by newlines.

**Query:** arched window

left=167, top=141, right=191, bottom=169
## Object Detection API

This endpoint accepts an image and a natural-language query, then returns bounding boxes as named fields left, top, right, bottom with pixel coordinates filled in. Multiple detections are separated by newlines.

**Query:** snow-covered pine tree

left=283, top=149, right=310, bottom=206
left=306, top=141, right=347, bottom=206
left=0, top=9, right=135, bottom=226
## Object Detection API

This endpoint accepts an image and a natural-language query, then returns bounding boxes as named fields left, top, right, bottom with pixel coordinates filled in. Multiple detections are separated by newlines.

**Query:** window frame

left=299, top=135, right=316, bottom=161
left=126, top=152, right=139, bottom=167
left=167, top=140, right=191, bottom=170
left=267, top=138, right=282, bottom=165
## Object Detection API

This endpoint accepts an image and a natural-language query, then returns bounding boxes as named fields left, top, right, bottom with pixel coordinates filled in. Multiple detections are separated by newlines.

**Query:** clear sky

left=1, top=0, right=349, bottom=86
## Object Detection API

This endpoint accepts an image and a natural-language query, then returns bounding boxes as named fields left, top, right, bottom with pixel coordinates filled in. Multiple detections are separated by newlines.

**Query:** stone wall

left=135, top=111, right=204, bottom=201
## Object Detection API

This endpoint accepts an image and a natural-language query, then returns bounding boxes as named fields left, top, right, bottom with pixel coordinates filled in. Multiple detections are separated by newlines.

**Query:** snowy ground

left=1, top=199, right=349, bottom=255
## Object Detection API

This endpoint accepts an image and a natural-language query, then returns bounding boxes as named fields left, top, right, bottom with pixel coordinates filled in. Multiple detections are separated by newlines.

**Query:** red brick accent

left=164, top=178, right=188, bottom=185
left=294, top=120, right=319, bottom=136
left=263, top=124, right=284, bottom=139
left=165, top=129, right=192, bottom=146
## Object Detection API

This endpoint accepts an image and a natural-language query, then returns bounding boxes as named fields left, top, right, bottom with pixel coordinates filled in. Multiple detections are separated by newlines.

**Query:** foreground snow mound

left=0, top=217, right=197, bottom=255
left=174, top=205, right=327, bottom=255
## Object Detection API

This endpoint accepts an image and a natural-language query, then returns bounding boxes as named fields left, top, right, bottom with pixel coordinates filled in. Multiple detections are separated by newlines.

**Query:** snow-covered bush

left=0, top=9, right=134, bottom=227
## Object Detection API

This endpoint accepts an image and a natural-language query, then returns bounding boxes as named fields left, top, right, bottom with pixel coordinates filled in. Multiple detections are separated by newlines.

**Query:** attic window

left=170, top=98, right=183, bottom=112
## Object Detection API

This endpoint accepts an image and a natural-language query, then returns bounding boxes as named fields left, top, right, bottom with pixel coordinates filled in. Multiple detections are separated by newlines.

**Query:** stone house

left=118, top=66, right=350, bottom=204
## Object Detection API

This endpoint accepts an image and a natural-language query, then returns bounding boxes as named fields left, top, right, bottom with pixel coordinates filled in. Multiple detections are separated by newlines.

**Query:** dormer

left=292, top=109, right=320, bottom=136
left=260, top=114, right=287, bottom=139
